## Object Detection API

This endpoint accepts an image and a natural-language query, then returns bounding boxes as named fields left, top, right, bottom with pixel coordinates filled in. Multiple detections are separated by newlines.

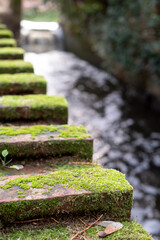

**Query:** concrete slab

left=0, top=167, right=133, bottom=223
left=0, top=73, right=46, bottom=95
left=0, top=60, right=34, bottom=74
left=0, top=124, right=93, bottom=160
left=0, top=94, right=68, bottom=123
left=0, top=47, right=24, bottom=59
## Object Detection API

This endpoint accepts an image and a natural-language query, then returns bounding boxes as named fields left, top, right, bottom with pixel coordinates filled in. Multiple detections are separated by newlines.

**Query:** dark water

left=24, top=50, right=160, bottom=239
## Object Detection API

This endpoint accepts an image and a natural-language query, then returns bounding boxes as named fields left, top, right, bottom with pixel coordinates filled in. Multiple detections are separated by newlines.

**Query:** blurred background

left=0, top=0, right=160, bottom=239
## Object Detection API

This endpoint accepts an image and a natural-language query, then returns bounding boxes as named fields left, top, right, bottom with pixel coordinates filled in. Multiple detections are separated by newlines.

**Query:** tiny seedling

left=0, top=149, right=12, bottom=167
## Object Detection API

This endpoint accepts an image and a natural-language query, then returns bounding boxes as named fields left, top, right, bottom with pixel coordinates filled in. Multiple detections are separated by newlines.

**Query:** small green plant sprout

left=0, top=149, right=12, bottom=167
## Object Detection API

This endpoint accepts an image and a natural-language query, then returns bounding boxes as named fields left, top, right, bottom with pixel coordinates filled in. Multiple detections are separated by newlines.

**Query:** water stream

left=22, top=22, right=160, bottom=239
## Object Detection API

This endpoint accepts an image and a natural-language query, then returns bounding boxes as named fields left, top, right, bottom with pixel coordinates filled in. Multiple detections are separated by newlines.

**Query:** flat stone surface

left=0, top=94, right=68, bottom=123
left=0, top=124, right=93, bottom=160
left=0, top=73, right=46, bottom=95
left=0, top=167, right=133, bottom=223
left=0, top=38, right=16, bottom=47
left=0, top=60, right=34, bottom=74
left=0, top=47, right=24, bottom=59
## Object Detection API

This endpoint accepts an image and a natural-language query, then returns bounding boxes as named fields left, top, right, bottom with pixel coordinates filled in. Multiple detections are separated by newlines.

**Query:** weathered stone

left=0, top=125, right=93, bottom=160
left=0, top=39, right=17, bottom=47
left=0, top=95, right=68, bottom=123
left=0, top=167, right=133, bottom=223
left=0, top=30, right=13, bottom=38
left=0, top=73, right=46, bottom=95
left=0, top=47, right=24, bottom=59
left=0, top=60, right=34, bottom=74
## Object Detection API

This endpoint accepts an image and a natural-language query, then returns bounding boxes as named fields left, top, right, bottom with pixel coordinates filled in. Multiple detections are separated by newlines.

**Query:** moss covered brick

left=0, top=94, right=68, bottom=123
left=0, top=47, right=24, bottom=59
left=0, top=73, right=46, bottom=95
left=0, top=30, right=13, bottom=38
left=0, top=39, right=17, bottom=47
left=0, top=60, right=34, bottom=74
left=0, top=24, right=7, bottom=30
left=0, top=167, right=133, bottom=223
left=0, top=124, right=93, bottom=160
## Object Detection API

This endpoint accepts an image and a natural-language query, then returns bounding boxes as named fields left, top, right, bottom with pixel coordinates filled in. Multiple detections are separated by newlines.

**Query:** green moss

left=0, top=39, right=16, bottom=47
left=0, top=124, right=90, bottom=139
left=0, top=60, right=34, bottom=74
left=0, top=167, right=133, bottom=193
left=0, top=30, right=13, bottom=38
left=0, top=24, right=7, bottom=30
left=0, top=73, right=46, bottom=94
left=0, top=47, right=24, bottom=59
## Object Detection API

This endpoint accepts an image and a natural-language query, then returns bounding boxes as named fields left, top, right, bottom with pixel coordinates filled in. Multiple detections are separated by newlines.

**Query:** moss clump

left=0, top=39, right=16, bottom=47
left=0, top=47, right=24, bottom=59
left=0, top=168, right=133, bottom=223
left=0, top=95, right=68, bottom=123
left=0, top=30, right=13, bottom=38
left=0, top=124, right=90, bottom=139
left=0, top=73, right=46, bottom=94
left=0, top=24, right=7, bottom=30
left=0, top=60, right=34, bottom=74
left=0, top=167, right=133, bottom=193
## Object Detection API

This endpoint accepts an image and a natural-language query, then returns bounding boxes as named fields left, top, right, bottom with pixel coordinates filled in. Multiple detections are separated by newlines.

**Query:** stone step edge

left=0, top=221, right=153, bottom=240
left=0, top=124, right=93, bottom=160
left=0, top=167, right=133, bottom=223
left=0, top=47, right=25, bottom=60
left=0, top=60, right=34, bottom=74
left=0, top=95, right=68, bottom=123
left=0, top=39, right=17, bottom=47
left=0, top=30, right=13, bottom=38
left=0, top=73, right=46, bottom=95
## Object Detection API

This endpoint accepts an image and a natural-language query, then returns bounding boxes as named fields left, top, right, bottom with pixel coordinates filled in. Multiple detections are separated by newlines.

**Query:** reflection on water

left=24, top=50, right=160, bottom=239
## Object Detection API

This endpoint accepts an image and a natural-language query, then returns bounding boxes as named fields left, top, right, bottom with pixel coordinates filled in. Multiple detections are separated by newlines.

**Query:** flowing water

left=22, top=22, right=160, bottom=239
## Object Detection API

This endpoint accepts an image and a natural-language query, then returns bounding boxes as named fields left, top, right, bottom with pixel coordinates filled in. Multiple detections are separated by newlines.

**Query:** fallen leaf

left=9, top=165, right=24, bottom=170
left=97, top=221, right=123, bottom=235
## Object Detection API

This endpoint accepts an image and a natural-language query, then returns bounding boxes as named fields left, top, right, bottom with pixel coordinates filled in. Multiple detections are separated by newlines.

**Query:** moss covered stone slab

left=0, top=73, right=46, bottom=95
left=0, top=125, right=93, bottom=160
left=0, top=39, right=17, bottom=47
left=0, top=24, right=7, bottom=30
left=0, top=30, right=13, bottom=38
left=0, top=167, right=133, bottom=223
left=0, top=221, right=153, bottom=240
left=0, top=47, right=24, bottom=59
left=0, top=60, right=34, bottom=74
left=0, top=95, right=68, bottom=123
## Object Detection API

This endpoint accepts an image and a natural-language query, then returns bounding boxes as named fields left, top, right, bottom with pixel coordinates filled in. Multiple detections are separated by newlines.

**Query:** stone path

left=0, top=23, right=153, bottom=239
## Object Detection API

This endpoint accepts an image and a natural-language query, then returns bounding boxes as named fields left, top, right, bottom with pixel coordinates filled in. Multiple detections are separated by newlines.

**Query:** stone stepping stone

left=0, top=167, right=133, bottom=223
left=0, top=24, right=7, bottom=30
left=0, top=60, right=34, bottom=74
left=0, top=39, right=17, bottom=47
left=0, top=125, right=92, bottom=160
left=0, top=221, right=153, bottom=239
left=0, top=73, right=46, bottom=95
left=0, top=94, right=68, bottom=123
left=0, top=47, right=24, bottom=59
left=0, top=30, right=13, bottom=38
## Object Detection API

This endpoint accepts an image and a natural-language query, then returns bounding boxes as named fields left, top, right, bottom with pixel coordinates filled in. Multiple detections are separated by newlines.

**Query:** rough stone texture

left=0, top=47, right=24, bottom=59
left=0, top=125, right=93, bottom=160
left=0, top=167, right=133, bottom=223
left=0, top=60, right=34, bottom=74
left=0, top=38, right=17, bottom=47
left=0, top=95, right=68, bottom=123
left=0, top=73, right=46, bottom=95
